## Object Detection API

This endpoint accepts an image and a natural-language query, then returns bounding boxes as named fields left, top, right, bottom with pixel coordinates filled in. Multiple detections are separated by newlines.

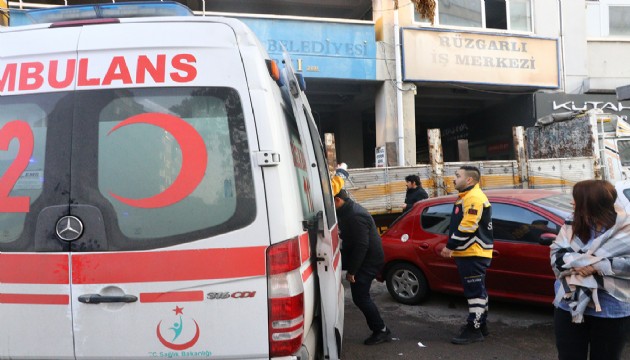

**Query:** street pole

left=394, top=0, right=405, bottom=166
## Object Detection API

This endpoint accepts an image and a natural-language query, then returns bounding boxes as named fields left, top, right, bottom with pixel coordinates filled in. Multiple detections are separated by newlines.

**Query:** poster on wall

left=375, top=146, right=386, bottom=168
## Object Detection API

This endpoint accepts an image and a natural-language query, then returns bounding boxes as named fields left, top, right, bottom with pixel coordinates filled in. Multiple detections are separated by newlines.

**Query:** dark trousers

left=554, top=308, right=630, bottom=360
left=454, top=256, right=491, bottom=327
left=350, top=266, right=385, bottom=333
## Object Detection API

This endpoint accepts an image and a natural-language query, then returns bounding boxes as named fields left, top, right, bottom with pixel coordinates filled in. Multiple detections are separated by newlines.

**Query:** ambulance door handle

left=78, top=294, right=138, bottom=304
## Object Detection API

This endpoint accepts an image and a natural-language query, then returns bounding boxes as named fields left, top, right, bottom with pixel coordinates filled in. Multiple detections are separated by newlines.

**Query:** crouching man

left=332, top=175, right=391, bottom=345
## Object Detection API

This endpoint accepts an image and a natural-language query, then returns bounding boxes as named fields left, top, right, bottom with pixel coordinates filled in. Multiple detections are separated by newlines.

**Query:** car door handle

left=78, top=294, right=138, bottom=304
left=492, top=250, right=500, bottom=257
left=419, top=243, right=430, bottom=250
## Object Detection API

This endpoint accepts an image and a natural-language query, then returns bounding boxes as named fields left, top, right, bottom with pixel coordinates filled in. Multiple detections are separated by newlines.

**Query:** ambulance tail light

left=267, top=237, right=305, bottom=357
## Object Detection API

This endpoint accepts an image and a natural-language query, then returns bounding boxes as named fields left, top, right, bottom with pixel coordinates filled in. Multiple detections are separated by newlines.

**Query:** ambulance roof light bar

left=9, top=1, right=193, bottom=27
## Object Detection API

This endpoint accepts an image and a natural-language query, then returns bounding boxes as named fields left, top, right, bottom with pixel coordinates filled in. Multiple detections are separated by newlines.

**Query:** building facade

left=3, top=0, right=630, bottom=167
left=374, top=0, right=630, bottom=165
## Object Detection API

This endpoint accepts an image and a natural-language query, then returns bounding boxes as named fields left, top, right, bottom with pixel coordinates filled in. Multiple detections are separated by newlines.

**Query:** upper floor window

left=609, top=6, right=630, bottom=36
left=587, top=1, right=630, bottom=37
left=414, top=0, right=532, bottom=32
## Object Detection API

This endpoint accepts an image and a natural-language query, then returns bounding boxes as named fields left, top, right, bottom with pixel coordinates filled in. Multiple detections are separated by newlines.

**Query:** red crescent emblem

left=107, top=112, right=208, bottom=208
left=156, top=319, right=201, bottom=350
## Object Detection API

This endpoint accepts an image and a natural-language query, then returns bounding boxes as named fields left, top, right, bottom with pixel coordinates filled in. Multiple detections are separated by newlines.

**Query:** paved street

left=341, top=280, right=560, bottom=360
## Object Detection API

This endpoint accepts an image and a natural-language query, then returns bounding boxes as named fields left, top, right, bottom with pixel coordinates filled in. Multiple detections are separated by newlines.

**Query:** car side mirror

left=539, top=233, right=556, bottom=246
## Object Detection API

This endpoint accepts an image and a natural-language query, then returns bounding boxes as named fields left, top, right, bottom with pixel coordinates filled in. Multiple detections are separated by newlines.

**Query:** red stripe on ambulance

left=299, top=232, right=309, bottom=264
left=0, top=293, right=69, bottom=305
left=0, top=253, right=69, bottom=284
left=331, top=225, right=339, bottom=253
left=301, top=264, right=313, bottom=282
left=140, top=290, right=204, bottom=303
left=72, top=247, right=267, bottom=284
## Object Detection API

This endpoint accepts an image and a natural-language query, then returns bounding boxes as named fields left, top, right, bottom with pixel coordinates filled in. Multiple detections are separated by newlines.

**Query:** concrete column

left=513, top=126, right=528, bottom=188
left=373, top=0, right=417, bottom=166
left=398, top=0, right=416, bottom=165
left=428, top=128, right=445, bottom=196
left=403, top=87, right=416, bottom=165
left=375, top=82, right=398, bottom=166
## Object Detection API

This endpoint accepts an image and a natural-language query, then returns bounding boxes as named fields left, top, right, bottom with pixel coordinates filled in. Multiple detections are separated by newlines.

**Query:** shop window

left=414, top=0, right=532, bottom=32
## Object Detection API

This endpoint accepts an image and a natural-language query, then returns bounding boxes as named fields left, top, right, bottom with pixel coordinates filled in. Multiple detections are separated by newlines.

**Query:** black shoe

left=480, top=323, right=489, bottom=337
left=364, top=327, right=392, bottom=345
left=459, top=323, right=489, bottom=337
left=452, top=324, right=484, bottom=345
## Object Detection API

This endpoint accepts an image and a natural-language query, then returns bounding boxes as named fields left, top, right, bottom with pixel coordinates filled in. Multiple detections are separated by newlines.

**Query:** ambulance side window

left=285, top=108, right=317, bottom=219
left=303, top=106, right=336, bottom=229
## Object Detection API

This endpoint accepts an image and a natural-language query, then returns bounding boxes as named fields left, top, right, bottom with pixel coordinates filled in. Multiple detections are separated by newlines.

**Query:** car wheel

left=386, top=263, right=428, bottom=305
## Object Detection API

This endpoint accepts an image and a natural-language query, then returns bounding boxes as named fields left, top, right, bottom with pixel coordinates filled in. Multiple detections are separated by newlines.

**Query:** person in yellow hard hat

left=0, top=0, right=8, bottom=27
left=331, top=175, right=391, bottom=345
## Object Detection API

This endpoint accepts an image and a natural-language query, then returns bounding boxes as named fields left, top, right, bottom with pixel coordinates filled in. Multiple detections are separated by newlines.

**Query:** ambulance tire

left=385, top=263, right=428, bottom=305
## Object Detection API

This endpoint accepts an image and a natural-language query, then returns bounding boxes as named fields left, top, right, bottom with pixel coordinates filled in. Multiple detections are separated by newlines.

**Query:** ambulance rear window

left=93, top=87, right=255, bottom=245
left=0, top=88, right=254, bottom=252
left=0, top=101, right=49, bottom=244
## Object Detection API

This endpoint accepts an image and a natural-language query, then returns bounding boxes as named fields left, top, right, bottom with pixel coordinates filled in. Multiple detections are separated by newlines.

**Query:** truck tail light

left=267, top=237, right=305, bottom=357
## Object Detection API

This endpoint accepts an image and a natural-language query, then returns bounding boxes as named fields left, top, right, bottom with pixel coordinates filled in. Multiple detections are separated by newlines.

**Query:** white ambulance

left=0, top=2, right=344, bottom=359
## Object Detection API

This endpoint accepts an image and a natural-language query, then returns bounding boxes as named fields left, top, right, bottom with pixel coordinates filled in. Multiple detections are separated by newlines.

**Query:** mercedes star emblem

left=55, top=216, right=84, bottom=241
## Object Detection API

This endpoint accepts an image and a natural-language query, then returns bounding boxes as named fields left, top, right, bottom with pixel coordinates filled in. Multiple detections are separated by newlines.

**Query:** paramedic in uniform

left=331, top=175, right=391, bottom=345
left=440, top=166, right=493, bottom=345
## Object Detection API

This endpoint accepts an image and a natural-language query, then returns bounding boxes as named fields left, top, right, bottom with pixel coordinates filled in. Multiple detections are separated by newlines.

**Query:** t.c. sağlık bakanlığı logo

left=156, top=306, right=200, bottom=350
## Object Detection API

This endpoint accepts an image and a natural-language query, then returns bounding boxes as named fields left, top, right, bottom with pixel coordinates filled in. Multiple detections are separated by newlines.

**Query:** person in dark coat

left=402, top=174, right=428, bottom=213
left=331, top=175, right=391, bottom=346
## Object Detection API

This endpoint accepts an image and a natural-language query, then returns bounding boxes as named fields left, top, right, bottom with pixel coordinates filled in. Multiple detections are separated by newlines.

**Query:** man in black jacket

left=332, top=176, right=391, bottom=345
left=402, top=174, right=428, bottom=213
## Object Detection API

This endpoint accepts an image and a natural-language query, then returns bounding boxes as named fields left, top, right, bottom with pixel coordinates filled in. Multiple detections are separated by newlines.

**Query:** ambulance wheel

left=386, top=263, right=428, bottom=305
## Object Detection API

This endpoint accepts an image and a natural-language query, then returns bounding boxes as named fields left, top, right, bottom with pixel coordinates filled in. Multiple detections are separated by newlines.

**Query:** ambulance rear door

left=0, top=27, right=79, bottom=359
left=66, top=21, right=271, bottom=359
left=281, top=51, right=344, bottom=359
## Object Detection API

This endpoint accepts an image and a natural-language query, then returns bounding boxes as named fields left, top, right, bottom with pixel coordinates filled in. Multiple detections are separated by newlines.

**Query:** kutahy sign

left=535, top=93, right=630, bottom=118
left=401, top=28, right=559, bottom=88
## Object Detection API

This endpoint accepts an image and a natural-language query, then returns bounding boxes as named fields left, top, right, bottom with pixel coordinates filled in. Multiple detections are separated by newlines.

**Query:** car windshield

left=529, top=193, right=573, bottom=219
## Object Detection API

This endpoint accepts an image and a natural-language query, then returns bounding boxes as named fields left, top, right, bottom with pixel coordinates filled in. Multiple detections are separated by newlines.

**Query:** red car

left=380, top=189, right=573, bottom=306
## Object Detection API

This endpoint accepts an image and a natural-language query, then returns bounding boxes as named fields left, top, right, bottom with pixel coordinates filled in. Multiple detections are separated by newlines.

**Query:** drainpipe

left=394, top=0, right=405, bottom=166
left=558, top=0, right=566, bottom=92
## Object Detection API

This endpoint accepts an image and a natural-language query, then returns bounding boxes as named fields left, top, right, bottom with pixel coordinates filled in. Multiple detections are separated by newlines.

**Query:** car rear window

left=492, top=203, right=560, bottom=243
left=529, top=193, right=572, bottom=219
left=421, top=203, right=452, bottom=234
